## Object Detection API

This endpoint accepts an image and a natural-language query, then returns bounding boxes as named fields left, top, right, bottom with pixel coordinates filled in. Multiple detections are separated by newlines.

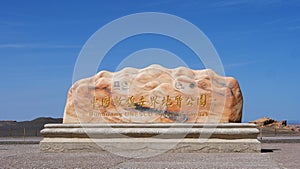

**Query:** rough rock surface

left=250, top=117, right=300, bottom=132
left=250, top=117, right=287, bottom=127
left=63, top=65, right=243, bottom=123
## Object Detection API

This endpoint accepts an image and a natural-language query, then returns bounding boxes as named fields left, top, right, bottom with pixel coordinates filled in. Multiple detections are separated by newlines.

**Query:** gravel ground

left=0, top=143, right=299, bottom=168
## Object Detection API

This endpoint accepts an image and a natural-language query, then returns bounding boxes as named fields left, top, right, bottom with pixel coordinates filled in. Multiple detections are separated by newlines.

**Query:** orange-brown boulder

left=63, top=65, right=243, bottom=123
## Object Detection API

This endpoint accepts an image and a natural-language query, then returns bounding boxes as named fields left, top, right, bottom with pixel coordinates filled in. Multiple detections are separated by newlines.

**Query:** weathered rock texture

left=250, top=117, right=300, bottom=132
left=63, top=65, right=243, bottom=123
left=250, top=117, right=286, bottom=127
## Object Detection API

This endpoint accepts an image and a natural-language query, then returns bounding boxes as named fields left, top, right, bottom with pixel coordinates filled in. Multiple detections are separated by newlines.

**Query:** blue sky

left=0, top=0, right=300, bottom=122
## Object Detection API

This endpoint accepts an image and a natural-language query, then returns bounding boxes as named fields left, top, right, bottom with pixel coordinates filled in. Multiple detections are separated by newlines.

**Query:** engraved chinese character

left=91, top=96, right=99, bottom=109
left=175, top=81, right=184, bottom=89
left=121, top=81, right=129, bottom=90
left=138, top=96, right=146, bottom=107
left=113, top=96, right=124, bottom=107
left=102, top=96, right=111, bottom=108
left=126, top=96, right=136, bottom=108
left=175, top=95, right=183, bottom=108
left=198, top=94, right=207, bottom=107
left=162, top=95, right=172, bottom=107
left=186, top=97, right=195, bottom=106
left=189, top=82, right=196, bottom=89
left=150, top=96, right=159, bottom=109
left=113, top=81, right=120, bottom=90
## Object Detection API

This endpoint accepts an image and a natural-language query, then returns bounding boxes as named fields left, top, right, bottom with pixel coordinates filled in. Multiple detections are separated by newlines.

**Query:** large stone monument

left=40, top=65, right=260, bottom=154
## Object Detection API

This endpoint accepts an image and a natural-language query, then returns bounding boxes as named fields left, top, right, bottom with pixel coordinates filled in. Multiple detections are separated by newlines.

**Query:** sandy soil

left=0, top=143, right=299, bottom=168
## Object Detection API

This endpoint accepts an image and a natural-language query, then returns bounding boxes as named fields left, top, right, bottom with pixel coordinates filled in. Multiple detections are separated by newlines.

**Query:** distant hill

left=0, top=117, right=62, bottom=137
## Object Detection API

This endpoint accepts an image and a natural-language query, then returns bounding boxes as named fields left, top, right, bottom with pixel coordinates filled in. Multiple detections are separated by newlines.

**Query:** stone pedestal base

left=40, top=123, right=261, bottom=153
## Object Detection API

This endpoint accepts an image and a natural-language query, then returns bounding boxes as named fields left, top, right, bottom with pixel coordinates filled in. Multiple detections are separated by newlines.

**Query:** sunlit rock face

left=63, top=65, right=243, bottom=123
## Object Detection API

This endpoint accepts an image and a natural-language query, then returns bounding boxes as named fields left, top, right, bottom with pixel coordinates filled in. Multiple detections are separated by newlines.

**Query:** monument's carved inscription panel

left=91, top=94, right=207, bottom=109
left=63, top=65, right=243, bottom=123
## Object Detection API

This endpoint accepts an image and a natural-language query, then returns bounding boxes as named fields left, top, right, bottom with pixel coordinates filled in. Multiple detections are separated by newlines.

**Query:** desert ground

left=0, top=142, right=299, bottom=168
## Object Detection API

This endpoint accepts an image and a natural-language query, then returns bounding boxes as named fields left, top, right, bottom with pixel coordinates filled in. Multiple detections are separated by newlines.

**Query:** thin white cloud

left=0, top=44, right=81, bottom=49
